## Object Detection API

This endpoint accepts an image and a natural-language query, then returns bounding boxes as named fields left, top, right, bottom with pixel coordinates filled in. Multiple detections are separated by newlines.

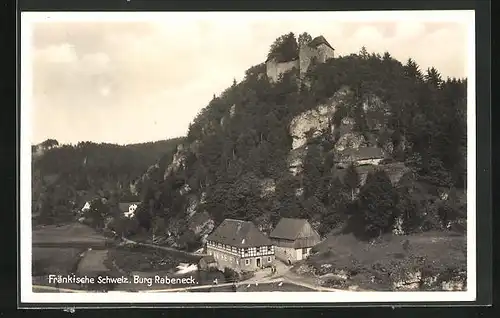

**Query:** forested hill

left=132, top=32, right=467, bottom=247
left=32, top=137, right=184, bottom=224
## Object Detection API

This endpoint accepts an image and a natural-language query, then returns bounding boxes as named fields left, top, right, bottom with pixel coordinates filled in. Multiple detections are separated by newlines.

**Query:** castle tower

left=299, top=35, right=335, bottom=78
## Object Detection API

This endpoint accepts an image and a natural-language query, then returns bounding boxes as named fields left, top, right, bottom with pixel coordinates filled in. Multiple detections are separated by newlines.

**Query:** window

left=302, top=248, right=308, bottom=255
left=268, top=246, right=273, bottom=252
left=244, top=248, right=249, bottom=254
left=267, top=257, right=272, bottom=262
left=245, top=259, right=250, bottom=266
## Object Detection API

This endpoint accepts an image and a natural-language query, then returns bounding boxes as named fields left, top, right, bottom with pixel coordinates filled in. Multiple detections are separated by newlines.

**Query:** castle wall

left=266, top=59, right=299, bottom=83
left=298, top=45, right=317, bottom=77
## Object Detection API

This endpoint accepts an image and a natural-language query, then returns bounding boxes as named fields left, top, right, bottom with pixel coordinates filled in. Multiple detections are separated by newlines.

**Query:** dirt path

left=121, top=238, right=208, bottom=258
left=142, top=278, right=286, bottom=293
left=242, top=260, right=356, bottom=292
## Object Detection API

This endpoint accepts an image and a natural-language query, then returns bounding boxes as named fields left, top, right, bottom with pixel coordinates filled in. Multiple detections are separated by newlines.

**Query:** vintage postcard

left=20, top=10, right=476, bottom=305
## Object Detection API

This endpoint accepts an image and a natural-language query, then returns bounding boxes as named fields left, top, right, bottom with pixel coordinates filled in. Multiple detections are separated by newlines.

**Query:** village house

left=78, top=194, right=101, bottom=217
left=205, top=219, right=275, bottom=272
left=266, top=35, right=335, bottom=83
left=336, top=146, right=385, bottom=168
left=269, top=218, right=322, bottom=265
left=119, top=202, right=141, bottom=218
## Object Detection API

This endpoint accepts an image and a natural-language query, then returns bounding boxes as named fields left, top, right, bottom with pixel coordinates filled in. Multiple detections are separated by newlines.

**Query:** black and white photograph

left=20, top=10, right=476, bottom=304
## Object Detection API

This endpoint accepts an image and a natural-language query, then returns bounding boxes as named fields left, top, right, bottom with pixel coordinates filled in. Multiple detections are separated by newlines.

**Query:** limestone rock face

left=188, top=211, right=215, bottom=244
left=164, top=144, right=187, bottom=178
left=363, top=94, right=391, bottom=131
left=287, top=146, right=308, bottom=176
left=258, top=178, right=276, bottom=198
left=132, top=163, right=160, bottom=195
left=185, top=195, right=199, bottom=218
left=229, top=104, right=236, bottom=118
left=289, top=104, right=335, bottom=149
left=179, top=184, right=192, bottom=196
left=335, top=133, right=366, bottom=152
left=289, top=87, right=350, bottom=150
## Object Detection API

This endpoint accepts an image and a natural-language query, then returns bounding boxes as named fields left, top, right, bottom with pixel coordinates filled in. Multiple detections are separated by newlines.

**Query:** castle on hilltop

left=265, top=35, right=335, bottom=83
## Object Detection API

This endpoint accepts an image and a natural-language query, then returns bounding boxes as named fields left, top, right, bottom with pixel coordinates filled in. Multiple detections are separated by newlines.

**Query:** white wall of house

left=295, top=248, right=302, bottom=261
left=81, top=201, right=91, bottom=212
left=275, top=246, right=314, bottom=264
left=302, top=247, right=312, bottom=259
left=124, top=204, right=138, bottom=218
left=206, top=242, right=274, bottom=272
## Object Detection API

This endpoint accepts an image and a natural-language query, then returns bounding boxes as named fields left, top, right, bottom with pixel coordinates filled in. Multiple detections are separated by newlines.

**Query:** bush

left=223, top=267, right=240, bottom=283
left=239, top=271, right=255, bottom=281
left=322, top=277, right=348, bottom=288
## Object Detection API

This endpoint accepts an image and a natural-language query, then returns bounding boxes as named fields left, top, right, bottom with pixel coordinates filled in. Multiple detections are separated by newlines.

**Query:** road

left=121, top=237, right=208, bottom=258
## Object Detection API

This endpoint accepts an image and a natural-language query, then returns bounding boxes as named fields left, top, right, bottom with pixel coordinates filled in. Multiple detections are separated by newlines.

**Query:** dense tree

left=354, top=170, right=400, bottom=239
left=343, top=164, right=360, bottom=200
left=318, top=177, right=350, bottom=235
left=40, top=139, right=59, bottom=149
left=298, top=32, right=313, bottom=47
left=396, top=186, right=422, bottom=234
left=267, top=32, right=299, bottom=62
left=303, top=143, right=323, bottom=198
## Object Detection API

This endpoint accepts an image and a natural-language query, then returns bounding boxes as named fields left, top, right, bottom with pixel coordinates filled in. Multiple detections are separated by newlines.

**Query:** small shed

left=198, top=255, right=217, bottom=271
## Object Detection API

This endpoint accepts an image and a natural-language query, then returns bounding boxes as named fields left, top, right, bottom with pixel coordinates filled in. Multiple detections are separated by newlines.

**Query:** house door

left=256, top=258, right=261, bottom=268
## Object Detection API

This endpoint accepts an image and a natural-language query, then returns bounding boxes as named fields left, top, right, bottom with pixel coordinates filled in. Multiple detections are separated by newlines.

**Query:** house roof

left=118, top=202, right=141, bottom=212
left=339, top=147, right=385, bottom=161
left=270, top=218, right=322, bottom=248
left=206, top=219, right=272, bottom=248
left=308, top=35, right=334, bottom=50
left=269, top=218, right=319, bottom=240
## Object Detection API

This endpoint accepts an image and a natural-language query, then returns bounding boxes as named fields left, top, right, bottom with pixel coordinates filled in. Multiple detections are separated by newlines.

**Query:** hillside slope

left=32, top=138, right=184, bottom=224
left=131, top=34, right=467, bottom=248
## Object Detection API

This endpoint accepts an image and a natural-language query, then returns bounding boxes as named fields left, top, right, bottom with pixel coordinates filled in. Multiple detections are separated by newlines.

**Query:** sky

left=23, top=11, right=474, bottom=145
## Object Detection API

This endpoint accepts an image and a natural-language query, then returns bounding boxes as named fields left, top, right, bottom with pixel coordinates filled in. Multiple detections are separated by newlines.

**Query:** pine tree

left=359, top=46, right=369, bottom=59
left=404, top=58, right=423, bottom=82
left=425, top=67, right=443, bottom=89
